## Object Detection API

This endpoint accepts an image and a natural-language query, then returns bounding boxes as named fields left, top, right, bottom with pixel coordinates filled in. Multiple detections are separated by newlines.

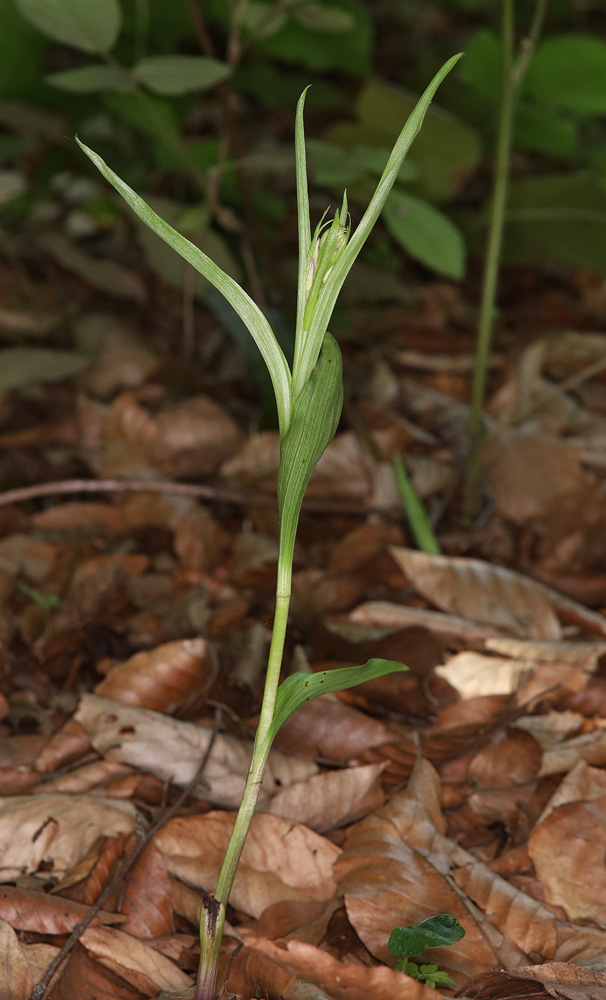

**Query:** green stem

left=464, top=0, right=547, bottom=520
left=195, top=555, right=292, bottom=1000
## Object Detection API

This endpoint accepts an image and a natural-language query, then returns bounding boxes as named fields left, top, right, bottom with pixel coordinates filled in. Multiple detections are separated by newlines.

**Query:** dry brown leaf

left=0, top=917, right=32, bottom=1000
left=93, top=638, right=215, bottom=711
left=38, top=760, right=134, bottom=796
left=154, top=812, right=340, bottom=918
left=344, top=600, right=501, bottom=644
left=511, top=963, right=606, bottom=1000
left=406, top=757, right=447, bottom=834
left=80, top=926, right=192, bottom=992
left=35, top=719, right=92, bottom=774
left=78, top=316, right=159, bottom=395
left=265, top=762, right=386, bottom=831
left=274, top=695, right=396, bottom=763
left=0, top=885, right=121, bottom=933
left=31, top=501, right=128, bottom=536
left=51, top=941, right=147, bottom=1000
left=21, top=943, right=60, bottom=993
left=253, top=897, right=340, bottom=946
left=480, top=430, right=586, bottom=525
left=0, top=793, right=136, bottom=880
left=537, top=759, right=606, bottom=822
left=540, top=729, right=606, bottom=775
left=436, top=651, right=534, bottom=698
left=173, top=506, right=229, bottom=572
left=0, top=534, right=56, bottom=581
left=119, top=842, right=173, bottom=939
left=152, top=395, right=242, bottom=477
left=239, top=937, right=442, bottom=1000
left=528, top=796, right=606, bottom=925
left=335, top=796, right=498, bottom=979
left=453, top=855, right=606, bottom=965
left=390, top=548, right=562, bottom=639
left=76, top=694, right=316, bottom=808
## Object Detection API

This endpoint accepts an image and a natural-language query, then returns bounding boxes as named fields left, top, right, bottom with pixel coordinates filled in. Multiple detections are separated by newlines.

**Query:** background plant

left=388, top=913, right=466, bottom=989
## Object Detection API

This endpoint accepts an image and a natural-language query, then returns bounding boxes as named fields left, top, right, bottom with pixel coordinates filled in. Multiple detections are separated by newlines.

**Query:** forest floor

left=1, top=214, right=606, bottom=1000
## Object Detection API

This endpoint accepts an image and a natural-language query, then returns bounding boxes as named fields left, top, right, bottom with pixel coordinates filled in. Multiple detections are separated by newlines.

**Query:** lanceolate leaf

left=133, top=55, right=231, bottom=96
left=76, top=139, right=292, bottom=436
left=266, top=659, right=409, bottom=747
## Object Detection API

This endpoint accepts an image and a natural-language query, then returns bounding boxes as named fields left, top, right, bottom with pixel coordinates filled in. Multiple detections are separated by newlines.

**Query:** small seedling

left=388, top=913, right=465, bottom=989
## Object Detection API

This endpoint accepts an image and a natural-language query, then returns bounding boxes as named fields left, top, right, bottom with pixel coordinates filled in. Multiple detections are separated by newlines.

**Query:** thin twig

left=0, top=476, right=395, bottom=517
left=29, top=709, right=223, bottom=1000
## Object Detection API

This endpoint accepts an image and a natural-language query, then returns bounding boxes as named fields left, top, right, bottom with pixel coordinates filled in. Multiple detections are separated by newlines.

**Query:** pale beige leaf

left=22, top=943, right=60, bottom=992
left=344, top=599, right=499, bottom=644
left=528, top=796, right=606, bottom=925
left=38, top=759, right=133, bottom=795
left=94, top=638, right=215, bottom=711
left=265, top=762, right=386, bottom=831
left=154, top=812, right=340, bottom=918
left=80, top=926, right=192, bottom=992
left=406, top=757, right=446, bottom=834
left=537, top=759, right=606, bottom=823
left=0, top=793, right=136, bottom=880
left=540, top=729, right=606, bottom=775
left=486, top=637, right=606, bottom=667
left=435, top=651, right=532, bottom=698
left=0, top=917, right=32, bottom=999
left=390, top=547, right=562, bottom=639
left=75, top=694, right=316, bottom=808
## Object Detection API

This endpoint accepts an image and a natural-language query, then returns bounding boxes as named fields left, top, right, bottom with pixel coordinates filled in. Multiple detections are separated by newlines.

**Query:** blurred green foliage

left=2, top=0, right=606, bottom=301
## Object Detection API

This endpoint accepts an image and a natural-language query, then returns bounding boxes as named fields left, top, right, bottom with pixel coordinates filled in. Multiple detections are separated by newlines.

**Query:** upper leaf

left=134, top=56, right=231, bottom=96
left=16, top=0, right=121, bottom=54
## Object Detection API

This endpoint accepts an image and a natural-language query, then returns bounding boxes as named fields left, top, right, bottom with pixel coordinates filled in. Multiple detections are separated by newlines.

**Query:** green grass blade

left=393, top=454, right=441, bottom=555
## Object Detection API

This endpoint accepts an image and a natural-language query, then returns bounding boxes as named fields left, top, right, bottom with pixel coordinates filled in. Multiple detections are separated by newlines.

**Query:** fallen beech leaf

left=21, top=943, right=60, bottom=992
left=38, top=760, right=134, bottom=795
left=435, top=651, right=532, bottom=698
left=119, top=842, right=173, bottom=939
left=0, top=793, right=136, bottom=880
left=540, top=729, right=606, bottom=776
left=240, top=936, right=441, bottom=1000
left=273, top=695, right=396, bottom=762
left=34, top=719, right=92, bottom=774
left=51, top=942, right=146, bottom=1000
left=528, top=796, right=606, bottom=925
left=0, top=917, right=32, bottom=1000
left=76, top=694, right=317, bottom=808
left=253, top=897, right=340, bottom=946
left=154, top=812, right=340, bottom=918
left=265, top=762, right=386, bottom=831
left=335, top=794, right=497, bottom=978
left=0, top=885, right=121, bottom=933
left=343, top=599, right=500, bottom=644
left=390, top=548, right=562, bottom=639
left=537, top=759, right=606, bottom=823
left=511, top=963, right=606, bottom=1000
left=80, top=926, right=192, bottom=992
left=31, top=501, right=128, bottom=536
left=0, top=534, right=56, bottom=581
left=94, top=638, right=215, bottom=711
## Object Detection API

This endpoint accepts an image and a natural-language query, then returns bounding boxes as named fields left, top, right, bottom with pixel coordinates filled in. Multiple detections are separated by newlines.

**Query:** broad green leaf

left=258, top=0, right=372, bottom=77
left=46, top=64, right=130, bottom=93
left=0, top=0, right=47, bottom=100
left=388, top=915, right=465, bottom=959
left=266, top=658, right=408, bottom=745
left=241, top=2, right=288, bottom=39
left=525, top=35, right=606, bottom=117
left=498, top=173, right=606, bottom=272
left=278, top=333, right=343, bottom=568
left=76, top=139, right=292, bottom=435
left=514, top=103, right=577, bottom=159
left=292, top=4, right=355, bottom=32
left=307, top=140, right=416, bottom=188
left=329, top=75, right=481, bottom=202
left=384, top=190, right=465, bottom=279
left=458, top=28, right=500, bottom=105
left=16, top=0, right=121, bottom=54
left=133, top=55, right=230, bottom=96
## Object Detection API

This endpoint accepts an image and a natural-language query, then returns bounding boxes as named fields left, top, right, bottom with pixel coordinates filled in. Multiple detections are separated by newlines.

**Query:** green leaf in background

left=514, top=103, right=577, bottom=159
left=16, top=0, right=121, bottom=54
left=257, top=0, right=372, bottom=76
left=240, top=2, right=288, bottom=39
left=498, top=173, right=606, bottom=272
left=384, top=190, right=465, bottom=279
left=308, top=139, right=416, bottom=188
left=292, top=4, right=355, bottom=33
left=525, top=35, right=606, bottom=117
left=0, top=0, right=47, bottom=99
left=267, top=658, right=408, bottom=745
left=458, top=28, right=501, bottom=105
left=46, top=64, right=131, bottom=94
left=0, top=348, right=89, bottom=390
left=329, top=77, right=482, bottom=202
left=388, top=914, right=465, bottom=959
left=133, top=55, right=231, bottom=96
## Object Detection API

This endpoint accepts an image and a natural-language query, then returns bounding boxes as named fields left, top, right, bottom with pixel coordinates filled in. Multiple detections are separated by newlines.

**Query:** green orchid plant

left=77, top=51, right=461, bottom=1000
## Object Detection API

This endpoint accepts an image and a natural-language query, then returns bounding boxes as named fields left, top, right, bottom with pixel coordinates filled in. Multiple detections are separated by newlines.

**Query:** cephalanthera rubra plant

left=78, top=52, right=461, bottom=1000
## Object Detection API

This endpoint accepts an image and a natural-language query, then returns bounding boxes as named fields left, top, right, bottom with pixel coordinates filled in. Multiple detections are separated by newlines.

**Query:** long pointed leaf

left=264, top=658, right=409, bottom=749
left=296, top=52, right=463, bottom=392
left=76, top=138, right=293, bottom=435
